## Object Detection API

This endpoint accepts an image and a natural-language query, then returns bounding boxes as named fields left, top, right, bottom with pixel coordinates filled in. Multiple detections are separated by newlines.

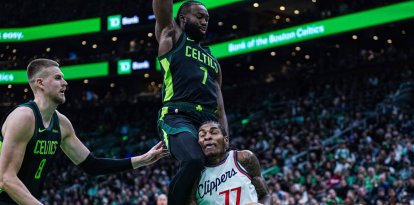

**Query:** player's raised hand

left=132, top=141, right=169, bottom=168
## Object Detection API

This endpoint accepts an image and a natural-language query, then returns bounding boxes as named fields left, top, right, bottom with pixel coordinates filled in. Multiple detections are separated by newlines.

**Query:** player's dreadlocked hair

left=175, top=0, right=206, bottom=25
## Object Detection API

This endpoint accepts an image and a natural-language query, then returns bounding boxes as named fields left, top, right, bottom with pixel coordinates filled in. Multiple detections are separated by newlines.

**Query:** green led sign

left=173, top=0, right=242, bottom=18
left=62, top=62, right=109, bottom=80
left=210, top=1, right=414, bottom=59
left=107, top=15, right=122, bottom=30
left=0, top=0, right=241, bottom=42
left=241, top=118, right=250, bottom=125
left=107, top=14, right=140, bottom=31
left=117, top=59, right=152, bottom=75
left=0, top=18, right=101, bottom=42
left=117, top=59, right=132, bottom=75
left=0, top=62, right=109, bottom=85
left=0, top=71, right=27, bottom=84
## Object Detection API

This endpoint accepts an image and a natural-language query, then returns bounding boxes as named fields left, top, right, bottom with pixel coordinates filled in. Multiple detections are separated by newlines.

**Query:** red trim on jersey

left=233, top=151, right=252, bottom=180
left=205, top=153, right=230, bottom=168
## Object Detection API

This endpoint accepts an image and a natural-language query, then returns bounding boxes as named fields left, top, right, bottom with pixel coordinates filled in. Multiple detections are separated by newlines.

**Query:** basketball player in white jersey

left=189, top=121, right=272, bottom=205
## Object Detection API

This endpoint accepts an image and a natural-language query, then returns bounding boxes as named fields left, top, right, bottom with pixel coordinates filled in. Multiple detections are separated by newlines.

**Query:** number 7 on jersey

left=199, top=67, right=208, bottom=85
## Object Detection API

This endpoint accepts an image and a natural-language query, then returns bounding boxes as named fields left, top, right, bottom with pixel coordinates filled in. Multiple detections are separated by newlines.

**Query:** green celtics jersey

left=0, top=101, right=61, bottom=203
left=158, top=32, right=220, bottom=109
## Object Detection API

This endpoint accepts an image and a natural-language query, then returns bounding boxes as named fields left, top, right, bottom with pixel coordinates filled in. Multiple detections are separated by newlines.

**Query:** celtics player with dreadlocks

left=153, top=0, right=228, bottom=204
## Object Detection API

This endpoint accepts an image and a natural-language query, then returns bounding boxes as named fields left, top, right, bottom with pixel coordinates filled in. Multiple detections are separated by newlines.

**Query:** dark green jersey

left=158, top=32, right=220, bottom=109
left=0, top=101, right=61, bottom=203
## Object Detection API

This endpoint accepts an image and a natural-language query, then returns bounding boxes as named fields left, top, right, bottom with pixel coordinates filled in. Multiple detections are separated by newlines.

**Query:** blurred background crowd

left=0, top=0, right=413, bottom=204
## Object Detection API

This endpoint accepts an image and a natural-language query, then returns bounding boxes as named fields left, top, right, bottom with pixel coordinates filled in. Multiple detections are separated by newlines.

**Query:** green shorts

left=157, top=102, right=217, bottom=150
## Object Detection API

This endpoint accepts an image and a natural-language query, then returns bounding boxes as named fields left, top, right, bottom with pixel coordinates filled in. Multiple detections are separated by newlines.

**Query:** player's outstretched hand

left=134, top=141, right=169, bottom=168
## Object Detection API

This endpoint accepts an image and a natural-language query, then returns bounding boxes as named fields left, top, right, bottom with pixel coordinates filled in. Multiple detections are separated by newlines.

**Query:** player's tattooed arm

left=238, top=150, right=273, bottom=205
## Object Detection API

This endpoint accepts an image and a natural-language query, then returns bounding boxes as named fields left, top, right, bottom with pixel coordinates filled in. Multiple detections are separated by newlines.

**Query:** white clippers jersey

left=196, top=150, right=258, bottom=205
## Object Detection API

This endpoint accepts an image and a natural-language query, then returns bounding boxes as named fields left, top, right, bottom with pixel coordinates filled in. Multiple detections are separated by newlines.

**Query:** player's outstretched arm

left=0, top=107, right=43, bottom=205
left=153, top=0, right=182, bottom=56
left=131, top=141, right=169, bottom=169
left=153, top=0, right=174, bottom=40
left=238, top=150, right=273, bottom=205
left=58, top=112, right=168, bottom=175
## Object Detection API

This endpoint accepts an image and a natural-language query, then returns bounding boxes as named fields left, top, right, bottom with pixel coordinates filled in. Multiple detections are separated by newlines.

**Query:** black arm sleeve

left=78, top=153, right=133, bottom=176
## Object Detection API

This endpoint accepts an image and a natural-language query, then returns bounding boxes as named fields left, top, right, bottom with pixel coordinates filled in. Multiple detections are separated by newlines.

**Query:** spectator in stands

left=156, top=194, right=167, bottom=205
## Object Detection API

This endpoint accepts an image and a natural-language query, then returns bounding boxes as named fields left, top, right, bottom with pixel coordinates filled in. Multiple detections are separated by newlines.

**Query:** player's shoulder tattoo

left=237, top=150, right=271, bottom=202
left=237, top=150, right=261, bottom=177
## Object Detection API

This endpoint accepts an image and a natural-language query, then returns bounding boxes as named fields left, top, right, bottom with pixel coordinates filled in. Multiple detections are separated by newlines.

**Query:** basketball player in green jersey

left=0, top=59, right=168, bottom=205
left=153, top=1, right=228, bottom=204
